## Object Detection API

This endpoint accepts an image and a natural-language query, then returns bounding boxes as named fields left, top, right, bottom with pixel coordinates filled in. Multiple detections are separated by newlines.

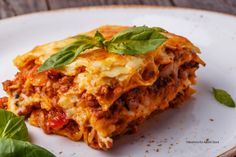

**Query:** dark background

left=0, top=0, right=236, bottom=19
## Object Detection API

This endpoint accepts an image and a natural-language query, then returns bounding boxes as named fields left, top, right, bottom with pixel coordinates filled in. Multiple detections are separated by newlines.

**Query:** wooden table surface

left=0, top=0, right=236, bottom=19
left=0, top=0, right=236, bottom=157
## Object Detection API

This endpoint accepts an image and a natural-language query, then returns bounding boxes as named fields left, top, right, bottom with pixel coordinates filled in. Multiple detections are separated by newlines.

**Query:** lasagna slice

left=0, top=25, right=205, bottom=150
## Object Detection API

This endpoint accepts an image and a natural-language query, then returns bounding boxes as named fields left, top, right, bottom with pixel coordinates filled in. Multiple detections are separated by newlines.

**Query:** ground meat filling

left=0, top=96, right=8, bottom=109
left=1, top=56, right=200, bottom=149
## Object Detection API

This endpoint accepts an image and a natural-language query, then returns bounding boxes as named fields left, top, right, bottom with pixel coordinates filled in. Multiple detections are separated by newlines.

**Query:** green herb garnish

left=38, top=31, right=105, bottom=72
left=0, top=110, right=29, bottom=141
left=104, top=26, right=167, bottom=55
left=0, top=109, right=55, bottom=157
left=212, top=88, right=235, bottom=108
left=39, top=26, right=167, bottom=72
left=0, top=138, right=55, bottom=157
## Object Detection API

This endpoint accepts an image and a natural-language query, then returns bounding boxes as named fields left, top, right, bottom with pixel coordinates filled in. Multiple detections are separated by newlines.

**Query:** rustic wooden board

left=0, top=0, right=48, bottom=17
left=0, top=0, right=16, bottom=18
left=173, top=0, right=236, bottom=15
left=47, top=0, right=173, bottom=9
left=5, top=0, right=48, bottom=14
left=0, top=0, right=236, bottom=19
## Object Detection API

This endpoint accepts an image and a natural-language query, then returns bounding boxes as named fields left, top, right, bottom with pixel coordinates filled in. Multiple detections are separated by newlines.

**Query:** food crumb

left=156, top=149, right=159, bottom=152
left=158, top=144, right=162, bottom=147
left=145, top=150, right=149, bottom=153
left=170, top=144, right=173, bottom=146
left=59, top=151, right=62, bottom=154
left=147, top=144, right=151, bottom=147
left=209, top=118, right=214, bottom=122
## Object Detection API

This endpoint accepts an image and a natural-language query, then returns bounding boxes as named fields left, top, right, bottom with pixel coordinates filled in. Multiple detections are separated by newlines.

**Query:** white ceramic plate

left=0, top=6, right=236, bottom=157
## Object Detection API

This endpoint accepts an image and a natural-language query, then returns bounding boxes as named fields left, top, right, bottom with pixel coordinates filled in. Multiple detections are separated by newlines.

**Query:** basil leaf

left=38, top=33, right=104, bottom=72
left=105, top=26, right=167, bottom=55
left=213, top=88, right=235, bottom=108
left=0, top=109, right=29, bottom=141
left=0, top=109, right=54, bottom=156
left=94, top=31, right=105, bottom=46
left=152, top=26, right=167, bottom=32
left=38, top=42, right=94, bottom=72
left=39, top=26, right=167, bottom=71
left=0, top=138, right=55, bottom=157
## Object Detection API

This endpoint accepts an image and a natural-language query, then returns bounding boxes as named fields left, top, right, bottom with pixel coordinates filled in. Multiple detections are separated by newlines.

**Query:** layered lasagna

left=0, top=25, right=205, bottom=150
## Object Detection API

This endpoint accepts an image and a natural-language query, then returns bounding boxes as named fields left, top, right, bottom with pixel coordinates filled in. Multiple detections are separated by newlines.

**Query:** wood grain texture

left=173, top=0, right=236, bottom=15
left=4, top=0, right=48, bottom=15
left=217, top=146, right=236, bottom=157
left=0, top=0, right=236, bottom=19
left=47, top=0, right=173, bottom=9
left=0, top=0, right=16, bottom=18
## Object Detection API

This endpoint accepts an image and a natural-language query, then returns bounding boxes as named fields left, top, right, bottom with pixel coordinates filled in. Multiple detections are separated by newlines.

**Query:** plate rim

left=0, top=5, right=236, bottom=24
left=0, top=5, right=235, bottom=157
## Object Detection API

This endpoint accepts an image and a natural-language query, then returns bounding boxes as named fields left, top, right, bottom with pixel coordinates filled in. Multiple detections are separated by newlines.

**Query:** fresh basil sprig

left=0, top=109, right=55, bottom=157
left=104, top=26, right=167, bottom=55
left=39, top=26, right=167, bottom=72
left=0, top=110, right=29, bottom=141
left=212, top=88, right=235, bottom=108
left=38, top=31, right=105, bottom=72
left=0, top=138, right=55, bottom=157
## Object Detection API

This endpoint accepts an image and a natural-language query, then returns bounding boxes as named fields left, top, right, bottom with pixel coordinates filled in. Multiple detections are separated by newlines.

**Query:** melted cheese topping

left=13, top=25, right=202, bottom=110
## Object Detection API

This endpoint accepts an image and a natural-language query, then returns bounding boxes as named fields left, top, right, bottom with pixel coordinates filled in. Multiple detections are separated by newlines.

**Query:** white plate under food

left=0, top=6, right=236, bottom=157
